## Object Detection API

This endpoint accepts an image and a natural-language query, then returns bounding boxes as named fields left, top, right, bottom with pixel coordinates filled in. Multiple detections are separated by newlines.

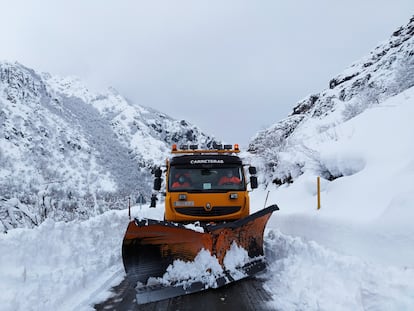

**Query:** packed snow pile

left=223, top=241, right=250, bottom=272
left=150, top=241, right=252, bottom=289
left=148, top=249, right=224, bottom=289
left=263, top=230, right=414, bottom=311
left=0, top=209, right=128, bottom=311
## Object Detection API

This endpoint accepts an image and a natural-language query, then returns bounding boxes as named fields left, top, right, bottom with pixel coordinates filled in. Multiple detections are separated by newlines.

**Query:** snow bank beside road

left=0, top=209, right=128, bottom=311
left=263, top=230, right=414, bottom=311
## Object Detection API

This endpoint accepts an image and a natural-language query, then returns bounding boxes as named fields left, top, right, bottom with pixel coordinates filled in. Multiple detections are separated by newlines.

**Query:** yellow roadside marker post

left=317, top=176, right=321, bottom=210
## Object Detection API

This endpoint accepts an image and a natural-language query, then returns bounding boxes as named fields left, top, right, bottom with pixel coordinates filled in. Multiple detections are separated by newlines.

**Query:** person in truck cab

left=218, top=169, right=241, bottom=185
left=172, top=173, right=191, bottom=188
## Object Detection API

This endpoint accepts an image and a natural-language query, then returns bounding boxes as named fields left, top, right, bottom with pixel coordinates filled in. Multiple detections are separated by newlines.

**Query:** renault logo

left=204, top=203, right=212, bottom=211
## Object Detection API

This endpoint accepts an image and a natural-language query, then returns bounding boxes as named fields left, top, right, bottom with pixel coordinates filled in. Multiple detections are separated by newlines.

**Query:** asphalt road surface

left=94, top=275, right=275, bottom=311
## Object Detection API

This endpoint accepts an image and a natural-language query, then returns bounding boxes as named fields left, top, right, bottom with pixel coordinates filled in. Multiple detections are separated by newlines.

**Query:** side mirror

left=250, top=176, right=258, bottom=189
left=150, top=194, right=157, bottom=208
left=153, top=177, right=162, bottom=191
left=154, top=167, right=162, bottom=178
left=248, top=166, right=257, bottom=175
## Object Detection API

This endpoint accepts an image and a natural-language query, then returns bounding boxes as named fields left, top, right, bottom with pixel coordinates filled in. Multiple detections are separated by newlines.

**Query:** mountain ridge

left=0, top=62, right=217, bottom=231
left=247, top=16, right=414, bottom=186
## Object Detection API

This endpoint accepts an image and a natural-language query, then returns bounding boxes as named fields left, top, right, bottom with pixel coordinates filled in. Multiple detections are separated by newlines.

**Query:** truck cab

left=152, top=144, right=258, bottom=223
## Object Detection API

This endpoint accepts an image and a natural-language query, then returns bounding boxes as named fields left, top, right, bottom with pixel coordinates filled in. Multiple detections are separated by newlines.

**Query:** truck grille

left=175, top=206, right=241, bottom=217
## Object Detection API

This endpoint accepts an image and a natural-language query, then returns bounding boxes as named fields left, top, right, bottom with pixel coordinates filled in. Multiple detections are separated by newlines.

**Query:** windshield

left=169, top=166, right=245, bottom=191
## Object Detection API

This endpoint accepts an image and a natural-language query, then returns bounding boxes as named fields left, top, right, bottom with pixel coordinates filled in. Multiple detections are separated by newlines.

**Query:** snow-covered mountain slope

left=248, top=16, right=414, bottom=186
left=0, top=62, right=217, bottom=231
left=44, top=74, right=215, bottom=165
left=246, top=84, right=414, bottom=311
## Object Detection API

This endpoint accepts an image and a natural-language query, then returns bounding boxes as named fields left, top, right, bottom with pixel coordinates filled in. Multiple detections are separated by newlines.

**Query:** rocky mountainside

left=248, top=16, right=414, bottom=186
left=0, top=62, right=217, bottom=231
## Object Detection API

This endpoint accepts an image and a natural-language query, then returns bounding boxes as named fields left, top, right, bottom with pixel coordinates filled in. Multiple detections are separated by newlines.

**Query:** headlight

left=229, top=193, right=238, bottom=199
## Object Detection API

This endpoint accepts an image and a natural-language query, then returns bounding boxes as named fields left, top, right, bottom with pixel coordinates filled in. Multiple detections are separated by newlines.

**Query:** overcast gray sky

left=1, top=1, right=413, bottom=147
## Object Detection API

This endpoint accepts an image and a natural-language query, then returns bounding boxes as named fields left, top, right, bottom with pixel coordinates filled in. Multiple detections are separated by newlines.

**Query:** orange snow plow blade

left=122, top=204, right=278, bottom=302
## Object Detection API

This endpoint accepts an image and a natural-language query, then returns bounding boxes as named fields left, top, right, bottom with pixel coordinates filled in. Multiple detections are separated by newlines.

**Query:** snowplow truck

left=122, top=144, right=278, bottom=303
